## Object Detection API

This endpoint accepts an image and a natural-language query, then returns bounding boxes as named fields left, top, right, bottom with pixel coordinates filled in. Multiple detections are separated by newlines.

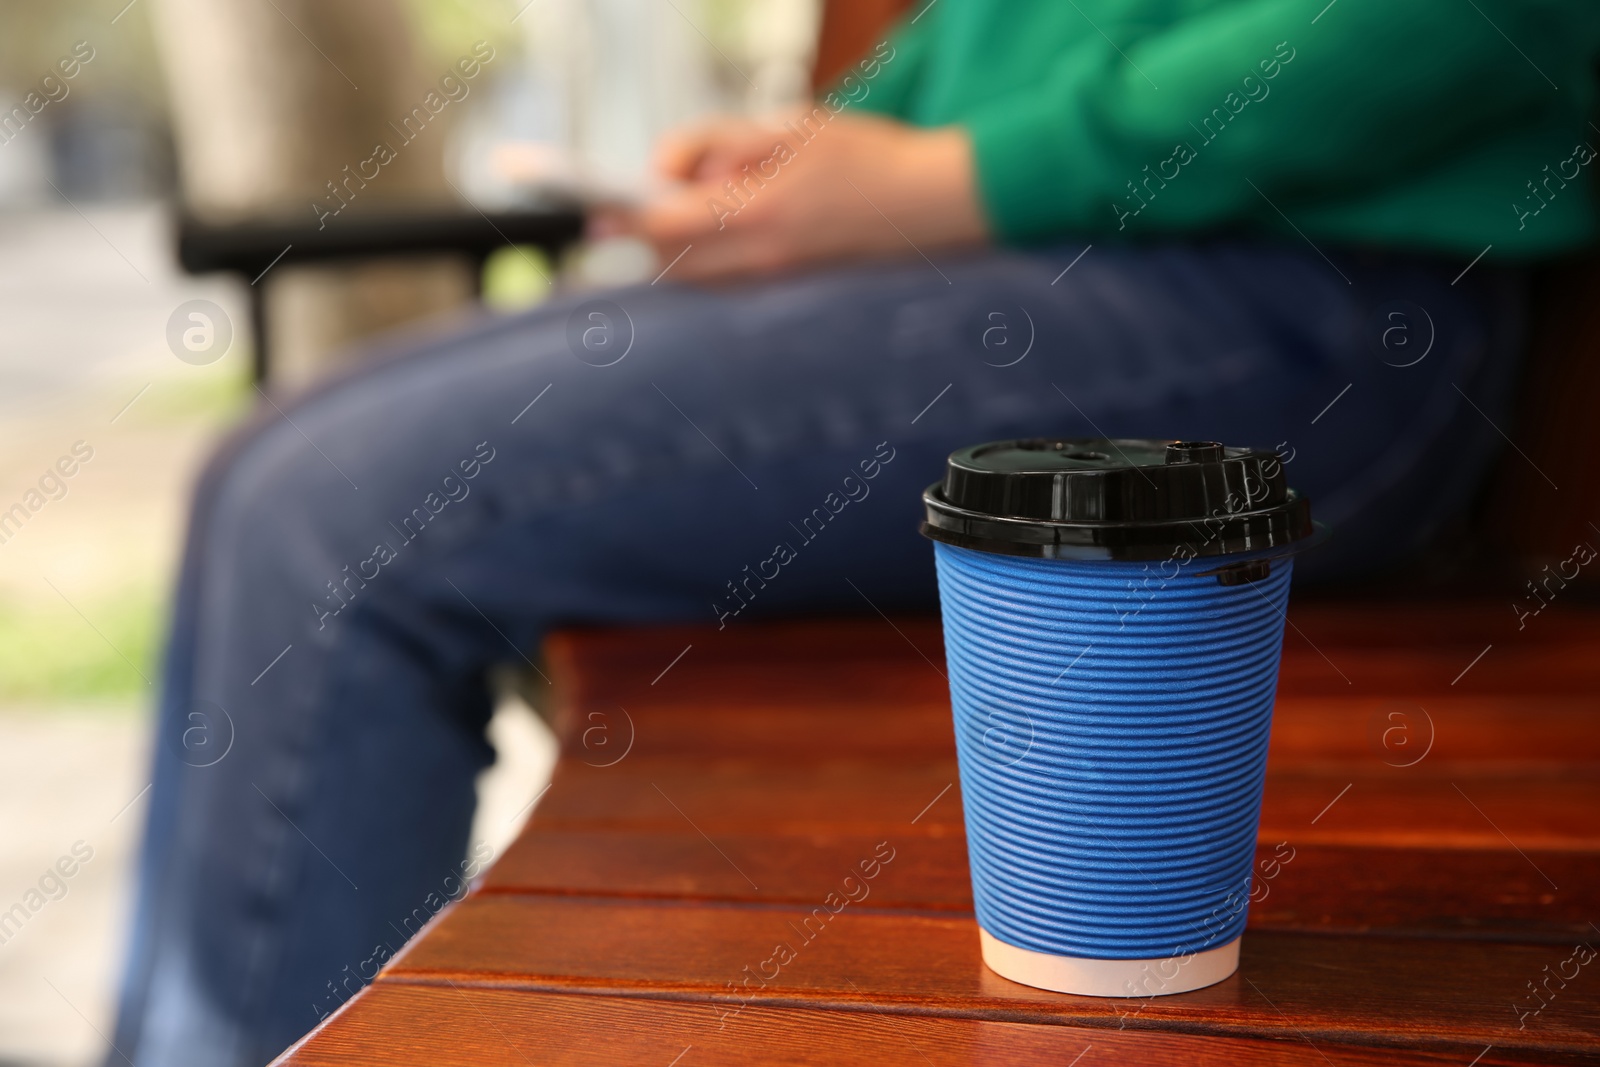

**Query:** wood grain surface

left=278, top=603, right=1600, bottom=1065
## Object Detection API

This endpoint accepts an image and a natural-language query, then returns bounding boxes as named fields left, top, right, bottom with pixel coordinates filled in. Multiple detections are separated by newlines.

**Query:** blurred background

left=0, top=1, right=824, bottom=1063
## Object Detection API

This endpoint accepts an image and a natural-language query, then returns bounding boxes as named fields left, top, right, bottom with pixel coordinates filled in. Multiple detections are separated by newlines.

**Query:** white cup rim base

left=979, top=928, right=1240, bottom=997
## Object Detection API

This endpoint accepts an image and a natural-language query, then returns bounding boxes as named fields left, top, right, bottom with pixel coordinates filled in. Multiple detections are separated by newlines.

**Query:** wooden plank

left=552, top=699, right=955, bottom=763
left=529, top=758, right=964, bottom=834
left=481, top=828, right=1600, bottom=942
left=1258, top=770, right=1600, bottom=850
left=547, top=692, right=1600, bottom=767
left=1258, top=605, right=1600, bottom=691
left=811, top=0, right=914, bottom=88
left=541, top=610, right=1600, bottom=778
left=543, top=605, right=1600, bottom=683
left=385, top=896, right=1600, bottom=1061
left=279, top=983, right=1508, bottom=1067
left=480, top=826, right=973, bottom=910
left=541, top=619, right=948, bottom=708
left=525, top=758, right=1600, bottom=852
left=1266, top=695, right=1600, bottom=766
left=1246, top=843, right=1595, bottom=940
left=542, top=607, right=1600, bottom=724
left=1276, top=601, right=1597, bottom=650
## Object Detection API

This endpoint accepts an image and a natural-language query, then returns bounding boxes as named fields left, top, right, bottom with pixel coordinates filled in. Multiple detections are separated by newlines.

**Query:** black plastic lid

left=921, top=438, right=1314, bottom=562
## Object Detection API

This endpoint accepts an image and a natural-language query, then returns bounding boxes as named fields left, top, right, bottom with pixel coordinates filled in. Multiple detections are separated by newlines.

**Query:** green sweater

left=845, top=0, right=1600, bottom=258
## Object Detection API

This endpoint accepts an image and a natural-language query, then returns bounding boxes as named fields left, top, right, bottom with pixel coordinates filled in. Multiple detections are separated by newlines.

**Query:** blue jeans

left=110, top=241, right=1520, bottom=1065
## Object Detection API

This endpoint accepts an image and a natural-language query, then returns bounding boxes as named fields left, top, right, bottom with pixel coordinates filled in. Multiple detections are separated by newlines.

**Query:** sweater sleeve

left=963, top=0, right=1599, bottom=242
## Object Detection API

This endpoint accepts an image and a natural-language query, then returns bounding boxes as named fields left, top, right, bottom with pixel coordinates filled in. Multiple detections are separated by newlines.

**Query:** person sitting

left=109, top=2, right=1599, bottom=1064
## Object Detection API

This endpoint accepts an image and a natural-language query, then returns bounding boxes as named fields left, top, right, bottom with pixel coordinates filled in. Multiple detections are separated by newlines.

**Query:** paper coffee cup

left=921, top=439, right=1317, bottom=997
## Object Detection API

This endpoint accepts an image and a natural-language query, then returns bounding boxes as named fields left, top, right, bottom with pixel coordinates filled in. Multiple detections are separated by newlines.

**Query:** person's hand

left=610, top=110, right=988, bottom=281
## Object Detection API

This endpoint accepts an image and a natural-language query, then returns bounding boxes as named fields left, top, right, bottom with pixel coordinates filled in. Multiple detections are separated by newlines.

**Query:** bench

left=276, top=600, right=1600, bottom=1065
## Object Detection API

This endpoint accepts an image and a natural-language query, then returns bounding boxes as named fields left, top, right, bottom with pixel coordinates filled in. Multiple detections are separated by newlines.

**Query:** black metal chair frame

left=175, top=206, right=585, bottom=382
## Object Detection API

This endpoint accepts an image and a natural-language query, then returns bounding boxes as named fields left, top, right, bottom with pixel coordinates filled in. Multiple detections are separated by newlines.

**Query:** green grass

left=0, top=585, right=165, bottom=703
left=127, top=360, right=253, bottom=429
left=0, top=366, right=252, bottom=705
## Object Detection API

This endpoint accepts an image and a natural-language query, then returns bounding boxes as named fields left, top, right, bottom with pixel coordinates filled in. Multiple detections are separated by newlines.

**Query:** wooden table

left=280, top=601, right=1600, bottom=1065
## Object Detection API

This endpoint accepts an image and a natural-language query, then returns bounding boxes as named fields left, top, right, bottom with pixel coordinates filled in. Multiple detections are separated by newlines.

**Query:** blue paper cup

left=921, top=439, right=1315, bottom=997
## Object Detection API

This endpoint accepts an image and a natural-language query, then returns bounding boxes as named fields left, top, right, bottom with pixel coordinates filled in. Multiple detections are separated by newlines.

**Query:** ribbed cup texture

left=933, top=542, right=1291, bottom=960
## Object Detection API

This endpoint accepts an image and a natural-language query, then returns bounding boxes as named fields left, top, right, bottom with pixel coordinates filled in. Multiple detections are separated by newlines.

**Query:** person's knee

left=186, top=402, right=350, bottom=589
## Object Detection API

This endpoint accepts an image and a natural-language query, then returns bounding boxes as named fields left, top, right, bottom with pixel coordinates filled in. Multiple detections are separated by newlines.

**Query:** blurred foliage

left=0, top=0, right=528, bottom=126
left=481, top=244, right=552, bottom=311
left=0, top=0, right=762, bottom=117
left=400, top=0, right=527, bottom=72
left=0, top=583, right=162, bottom=702
left=0, top=0, right=166, bottom=110
left=700, top=0, right=749, bottom=44
left=690, top=0, right=759, bottom=98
